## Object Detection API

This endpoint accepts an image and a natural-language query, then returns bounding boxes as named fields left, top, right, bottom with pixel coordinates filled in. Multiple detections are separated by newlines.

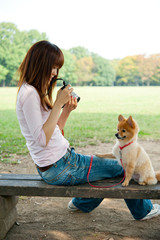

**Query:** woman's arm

left=57, top=96, right=77, bottom=131
left=43, top=85, right=73, bottom=145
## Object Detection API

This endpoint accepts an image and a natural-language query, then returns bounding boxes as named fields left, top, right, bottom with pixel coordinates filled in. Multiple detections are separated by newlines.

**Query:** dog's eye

left=117, top=128, right=119, bottom=131
left=122, top=129, right=126, bottom=133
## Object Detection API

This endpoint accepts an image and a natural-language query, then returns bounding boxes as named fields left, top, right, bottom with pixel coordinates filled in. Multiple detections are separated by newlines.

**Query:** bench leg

left=0, top=196, right=18, bottom=240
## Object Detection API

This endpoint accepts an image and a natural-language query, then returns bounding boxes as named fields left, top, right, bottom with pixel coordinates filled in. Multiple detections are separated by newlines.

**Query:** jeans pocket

left=62, top=174, right=86, bottom=186
left=39, top=152, right=87, bottom=186
left=42, top=165, right=70, bottom=184
left=62, top=174, right=74, bottom=186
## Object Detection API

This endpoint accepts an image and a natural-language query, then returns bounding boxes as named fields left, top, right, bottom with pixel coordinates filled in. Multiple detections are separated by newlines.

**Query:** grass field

left=0, top=86, right=160, bottom=162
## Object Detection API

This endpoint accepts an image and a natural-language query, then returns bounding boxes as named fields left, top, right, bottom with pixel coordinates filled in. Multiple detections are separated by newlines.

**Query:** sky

left=0, top=0, right=160, bottom=60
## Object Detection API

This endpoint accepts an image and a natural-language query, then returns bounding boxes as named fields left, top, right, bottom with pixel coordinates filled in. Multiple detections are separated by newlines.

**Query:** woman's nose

left=53, top=69, right=57, bottom=75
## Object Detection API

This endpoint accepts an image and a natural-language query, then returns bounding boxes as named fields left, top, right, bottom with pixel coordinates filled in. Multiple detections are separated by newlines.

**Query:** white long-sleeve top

left=16, top=83, right=69, bottom=167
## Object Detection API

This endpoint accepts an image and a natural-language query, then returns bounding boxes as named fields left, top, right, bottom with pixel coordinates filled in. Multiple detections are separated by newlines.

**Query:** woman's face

left=49, top=67, right=58, bottom=83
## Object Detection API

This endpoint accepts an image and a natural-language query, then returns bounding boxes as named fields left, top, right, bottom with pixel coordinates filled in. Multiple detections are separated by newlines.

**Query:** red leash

left=87, top=142, right=133, bottom=188
left=87, top=155, right=126, bottom=188
left=63, top=127, right=131, bottom=188
left=62, top=129, right=64, bottom=136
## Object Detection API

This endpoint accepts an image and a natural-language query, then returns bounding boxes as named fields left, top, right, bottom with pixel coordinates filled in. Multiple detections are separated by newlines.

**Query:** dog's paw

left=122, top=180, right=129, bottom=187
left=95, top=153, right=103, bottom=158
left=95, top=153, right=116, bottom=159
left=95, top=153, right=108, bottom=158
left=139, top=181, right=146, bottom=186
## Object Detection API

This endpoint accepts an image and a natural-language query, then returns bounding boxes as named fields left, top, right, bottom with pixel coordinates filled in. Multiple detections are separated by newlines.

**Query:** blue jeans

left=37, top=148, right=152, bottom=220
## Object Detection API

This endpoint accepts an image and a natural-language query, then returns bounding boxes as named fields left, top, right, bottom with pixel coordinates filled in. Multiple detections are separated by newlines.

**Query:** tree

left=151, top=66, right=160, bottom=85
left=0, top=65, right=8, bottom=86
left=0, top=22, right=48, bottom=86
left=69, top=46, right=90, bottom=60
left=0, top=22, right=19, bottom=86
left=76, top=56, right=95, bottom=85
left=150, top=54, right=160, bottom=85
left=59, top=50, right=78, bottom=85
left=116, top=56, right=141, bottom=86
left=137, top=54, right=160, bottom=86
left=91, top=53, right=115, bottom=86
left=69, top=49, right=115, bottom=86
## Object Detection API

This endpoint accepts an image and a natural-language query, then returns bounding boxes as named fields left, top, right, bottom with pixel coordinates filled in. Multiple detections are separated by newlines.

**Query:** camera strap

left=47, top=78, right=66, bottom=95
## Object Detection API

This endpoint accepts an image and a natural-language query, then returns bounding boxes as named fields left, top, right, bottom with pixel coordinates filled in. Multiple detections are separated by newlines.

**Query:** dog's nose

left=115, top=133, right=119, bottom=138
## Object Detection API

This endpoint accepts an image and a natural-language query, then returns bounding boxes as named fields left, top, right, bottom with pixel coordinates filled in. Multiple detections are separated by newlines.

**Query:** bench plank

left=0, top=174, right=41, bottom=181
left=0, top=174, right=160, bottom=199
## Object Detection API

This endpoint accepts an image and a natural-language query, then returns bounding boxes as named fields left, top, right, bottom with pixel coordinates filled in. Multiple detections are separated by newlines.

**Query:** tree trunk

left=3, top=80, right=5, bottom=87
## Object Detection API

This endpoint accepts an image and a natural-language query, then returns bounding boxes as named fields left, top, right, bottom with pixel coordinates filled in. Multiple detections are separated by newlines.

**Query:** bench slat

left=0, top=174, right=41, bottom=180
left=0, top=174, right=160, bottom=199
left=0, top=174, right=125, bottom=183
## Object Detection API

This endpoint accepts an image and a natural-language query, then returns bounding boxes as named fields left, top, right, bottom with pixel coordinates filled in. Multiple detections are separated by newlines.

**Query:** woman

left=16, top=40, right=160, bottom=220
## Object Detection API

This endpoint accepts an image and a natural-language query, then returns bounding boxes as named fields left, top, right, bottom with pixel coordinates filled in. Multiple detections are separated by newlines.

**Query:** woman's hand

left=57, top=94, right=78, bottom=131
left=55, top=85, right=73, bottom=108
left=43, top=85, right=73, bottom=145
left=63, top=95, right=78, bottom=113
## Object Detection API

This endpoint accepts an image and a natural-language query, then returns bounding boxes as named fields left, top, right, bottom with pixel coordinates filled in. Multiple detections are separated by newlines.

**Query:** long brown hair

left=18, top=40, right=64, bottom=110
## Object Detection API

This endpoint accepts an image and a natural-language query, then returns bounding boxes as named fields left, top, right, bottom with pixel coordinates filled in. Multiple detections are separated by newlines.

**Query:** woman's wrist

left=54, top=98, right=64, bottom=109
left=62, top=106, right=72, bottom=115
left=62, top=110, right=71, bottom=120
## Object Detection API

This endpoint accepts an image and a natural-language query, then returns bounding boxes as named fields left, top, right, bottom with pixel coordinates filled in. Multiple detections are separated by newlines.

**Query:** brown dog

left=96, top=114, right=160, bottom=186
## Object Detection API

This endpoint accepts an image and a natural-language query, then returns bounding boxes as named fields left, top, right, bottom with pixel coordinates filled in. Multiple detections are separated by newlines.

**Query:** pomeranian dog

left=96, top=114, right=160, bottom=187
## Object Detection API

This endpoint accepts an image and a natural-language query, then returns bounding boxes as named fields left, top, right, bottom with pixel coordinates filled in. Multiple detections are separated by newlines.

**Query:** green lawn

left=0, top=86, right=160, bottom=161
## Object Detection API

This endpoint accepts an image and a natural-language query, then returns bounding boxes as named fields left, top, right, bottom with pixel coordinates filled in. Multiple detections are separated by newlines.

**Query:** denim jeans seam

left=67, top=161, right=88, bottom=173
left=72, top=175, right=86, bottom=184
left=64, top=152, right=89, bottom=170
left=61, top=174, right=72, bottom=185
left=70, top=175, right=75, bottom=185
left=73, top=154, right=88, bottom=169
left=44, top=165, right=71, bottom=183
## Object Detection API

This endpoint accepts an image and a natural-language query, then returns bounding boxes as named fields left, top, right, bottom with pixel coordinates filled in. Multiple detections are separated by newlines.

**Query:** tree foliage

left=0, top=22, right=48, bottom=86
left=0, top=22, right=160, bottom=87
left=91, top=53, right=115, bottom=86
left=115, top=54, right=160, bottom=86
left=59, top=49, right=78, bottom=85
left=116, top=56, right=140, bottom=86
left=69, top=46, right=90, bottom=59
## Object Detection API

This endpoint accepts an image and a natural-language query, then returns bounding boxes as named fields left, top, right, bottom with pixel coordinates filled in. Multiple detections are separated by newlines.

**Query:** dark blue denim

left=37, top=148, right=152, bottom=220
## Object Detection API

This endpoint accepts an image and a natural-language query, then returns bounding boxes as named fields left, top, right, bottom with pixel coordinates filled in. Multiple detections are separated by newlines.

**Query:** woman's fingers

left=56, top=85, right=75, bottom=107
left=66, top=85, right=73, bottom=95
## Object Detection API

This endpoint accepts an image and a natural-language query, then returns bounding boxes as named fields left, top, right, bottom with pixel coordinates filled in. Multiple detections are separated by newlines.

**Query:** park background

left=0, top=22, right=160, bottom=87
left=0, top=0, right=160, bottom=160
left=0, top=1, right=160, bottom=239
left=1, top=0, right=160, bottom=87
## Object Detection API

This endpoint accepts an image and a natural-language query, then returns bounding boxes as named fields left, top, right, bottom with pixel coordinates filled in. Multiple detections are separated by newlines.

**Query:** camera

left=48, top=78, right=80, bottom=103
left=70, top=91, right=80, bottom=102
left=60, top=79, right=80, bottom=102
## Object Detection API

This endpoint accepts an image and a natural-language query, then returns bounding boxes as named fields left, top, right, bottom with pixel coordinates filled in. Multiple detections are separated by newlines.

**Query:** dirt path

left=1, top=141, right=160, bottom=240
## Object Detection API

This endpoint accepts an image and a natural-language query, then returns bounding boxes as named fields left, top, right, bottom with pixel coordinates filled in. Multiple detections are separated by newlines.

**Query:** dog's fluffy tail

left=156, top=171, right=160, bottom=181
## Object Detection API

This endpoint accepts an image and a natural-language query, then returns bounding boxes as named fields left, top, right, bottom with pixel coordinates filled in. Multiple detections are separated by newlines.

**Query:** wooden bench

left=1, top=173, right=160, bottom=199
left=0, top=173, right=160, bottom=239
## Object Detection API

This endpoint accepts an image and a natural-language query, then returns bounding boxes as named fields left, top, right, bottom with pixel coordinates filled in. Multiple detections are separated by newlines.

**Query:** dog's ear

left=127, top=116, right=135, bottom=128
left=118, top=114, right=125, bottom=122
